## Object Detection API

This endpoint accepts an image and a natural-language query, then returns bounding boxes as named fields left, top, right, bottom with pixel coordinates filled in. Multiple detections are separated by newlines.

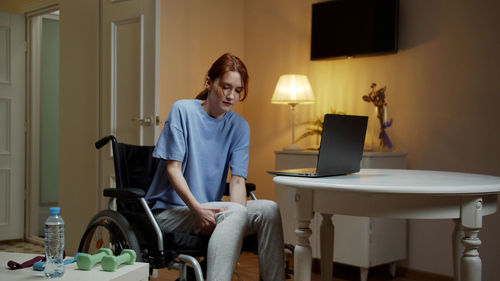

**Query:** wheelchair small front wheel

left=78, top=210, right=142, bottom=262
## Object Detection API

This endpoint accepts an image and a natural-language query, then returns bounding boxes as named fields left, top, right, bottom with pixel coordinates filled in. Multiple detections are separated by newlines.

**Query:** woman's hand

left=194, top=206, right=226, bottom=234
left=165, top=160, right=228, bottom=234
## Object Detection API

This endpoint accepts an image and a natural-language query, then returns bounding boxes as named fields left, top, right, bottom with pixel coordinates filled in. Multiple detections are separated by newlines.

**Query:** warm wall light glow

left=271, top=74, right=315, bottom=105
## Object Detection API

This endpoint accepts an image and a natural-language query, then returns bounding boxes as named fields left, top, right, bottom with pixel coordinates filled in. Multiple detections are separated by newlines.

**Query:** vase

left=377, top=106, right=393, bottom=151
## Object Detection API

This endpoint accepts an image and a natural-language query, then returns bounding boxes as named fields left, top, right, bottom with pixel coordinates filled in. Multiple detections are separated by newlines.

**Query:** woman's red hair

left=195, top=53, right=249, bottom=101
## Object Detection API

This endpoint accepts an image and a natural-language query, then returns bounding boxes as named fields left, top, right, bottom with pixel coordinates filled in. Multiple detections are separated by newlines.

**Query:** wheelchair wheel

left=78, top=210, right=142, bottom=262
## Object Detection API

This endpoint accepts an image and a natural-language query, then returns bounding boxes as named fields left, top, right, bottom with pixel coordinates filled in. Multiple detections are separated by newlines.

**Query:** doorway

left=26, top=8, right=60, bottom=243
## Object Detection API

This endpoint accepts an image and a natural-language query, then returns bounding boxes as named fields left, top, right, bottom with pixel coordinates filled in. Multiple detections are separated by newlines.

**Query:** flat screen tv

left=310, top=0, right=399, bottom=60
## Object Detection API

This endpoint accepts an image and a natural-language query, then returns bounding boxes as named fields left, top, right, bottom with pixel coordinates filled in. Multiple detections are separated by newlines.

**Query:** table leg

left=460, top=197, right=483, bottom=281
left=452, top=219, right=464, bottom=281
left=389, top=262, right=397, bottom=278
left=320, top=213, right=334, bottom=281
left=360, top=267, right=369, bottom=281
left=293, top=189, right=314, bottom=281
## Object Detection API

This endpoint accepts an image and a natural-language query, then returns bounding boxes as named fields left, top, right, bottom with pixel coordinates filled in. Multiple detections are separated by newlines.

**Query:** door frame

left=23, top=0, right=60, bottom=245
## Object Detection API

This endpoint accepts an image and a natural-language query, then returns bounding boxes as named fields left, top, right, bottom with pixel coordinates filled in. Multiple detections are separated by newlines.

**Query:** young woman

left=146, top=53, right=285, bottom=281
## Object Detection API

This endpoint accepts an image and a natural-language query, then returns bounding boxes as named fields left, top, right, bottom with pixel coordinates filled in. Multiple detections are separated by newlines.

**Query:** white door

left=99, top=0, right=159, bottom=208
left=0, top=11, right=25, bottom=241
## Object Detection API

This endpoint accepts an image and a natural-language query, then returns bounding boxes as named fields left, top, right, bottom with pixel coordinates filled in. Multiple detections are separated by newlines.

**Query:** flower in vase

left=362, top=83, right=393, bottom=149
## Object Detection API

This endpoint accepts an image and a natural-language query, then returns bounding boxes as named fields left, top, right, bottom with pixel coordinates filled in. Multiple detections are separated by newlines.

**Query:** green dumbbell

left=76, top=248, right=113, bottom=270
left=101, top=249, right=136, bottom=272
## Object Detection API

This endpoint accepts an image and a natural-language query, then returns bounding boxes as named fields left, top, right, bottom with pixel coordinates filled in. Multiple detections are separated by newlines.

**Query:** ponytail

left=195, top=89, right=208, bottom=100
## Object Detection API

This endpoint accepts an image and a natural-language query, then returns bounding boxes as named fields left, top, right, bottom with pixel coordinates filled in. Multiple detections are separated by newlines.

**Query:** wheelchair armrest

left=224, top=182, right=256, bottom=197
left=103, top=188, right=145, bottom=199
left=102, top=188, right=166, bottom=254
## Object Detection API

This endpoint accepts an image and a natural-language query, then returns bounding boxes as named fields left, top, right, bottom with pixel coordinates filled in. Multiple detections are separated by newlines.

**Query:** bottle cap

left=49, top=207, right=60, bottom=215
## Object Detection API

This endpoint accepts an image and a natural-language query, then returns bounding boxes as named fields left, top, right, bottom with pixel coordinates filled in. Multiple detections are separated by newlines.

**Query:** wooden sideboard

left=274, top=150, right=408, bottom=281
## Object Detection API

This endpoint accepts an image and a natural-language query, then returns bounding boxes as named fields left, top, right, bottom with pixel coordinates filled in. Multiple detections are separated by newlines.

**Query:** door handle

left=155, top=116, right=162, bottom=126
left=132, top=116, right=153, bottom=126
left=132, top=115, right=162, bottom=126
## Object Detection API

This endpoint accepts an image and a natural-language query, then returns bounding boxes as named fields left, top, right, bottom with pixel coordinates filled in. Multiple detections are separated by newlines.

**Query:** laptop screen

left=316, top=114, right=368, bottom=175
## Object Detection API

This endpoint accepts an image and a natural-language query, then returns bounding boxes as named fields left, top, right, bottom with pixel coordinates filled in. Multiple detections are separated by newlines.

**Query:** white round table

left=273, top=169, right=500, bottom=281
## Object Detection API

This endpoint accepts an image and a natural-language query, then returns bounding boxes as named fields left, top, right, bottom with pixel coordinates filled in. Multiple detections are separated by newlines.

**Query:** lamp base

left=283, top=144, right=304, bottom=151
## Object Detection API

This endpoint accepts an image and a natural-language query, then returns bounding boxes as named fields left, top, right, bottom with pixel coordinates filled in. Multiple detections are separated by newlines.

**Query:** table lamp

left=271, top=74, right=315, bottom=151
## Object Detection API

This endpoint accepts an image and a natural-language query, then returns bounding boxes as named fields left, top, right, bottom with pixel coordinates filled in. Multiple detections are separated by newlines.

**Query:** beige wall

left=243, top=0, right=500, bottom=278
left=0, top=0, right=36, bottom=14
left=243, top=0, right=315, bottom=201
left=243, top=0, right=500, bottom=199
left=159, top=0, right=245, bottom=122
left=58, top=0, right=100, bottom=254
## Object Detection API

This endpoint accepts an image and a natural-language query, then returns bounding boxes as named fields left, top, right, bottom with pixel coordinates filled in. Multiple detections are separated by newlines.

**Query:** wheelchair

left=78, top=136, right=293, bottom=280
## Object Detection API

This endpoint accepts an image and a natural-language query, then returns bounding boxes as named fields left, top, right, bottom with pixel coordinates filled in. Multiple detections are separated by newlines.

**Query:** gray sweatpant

left=154, top=200, right=285, bottom=281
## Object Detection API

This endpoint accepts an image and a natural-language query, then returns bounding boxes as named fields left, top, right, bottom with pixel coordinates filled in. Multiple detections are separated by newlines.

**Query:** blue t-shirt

left=146, top=99, right=250, bottom=210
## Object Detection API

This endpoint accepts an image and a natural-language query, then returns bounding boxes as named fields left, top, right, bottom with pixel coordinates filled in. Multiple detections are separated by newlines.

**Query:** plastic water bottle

left=44, top=207, right=65, bottom=278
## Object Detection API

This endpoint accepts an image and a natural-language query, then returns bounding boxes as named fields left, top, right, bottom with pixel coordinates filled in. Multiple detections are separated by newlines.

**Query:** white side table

left=275, top=150, right=407, bottom=281
left=0, top=251, right=149, bottom=281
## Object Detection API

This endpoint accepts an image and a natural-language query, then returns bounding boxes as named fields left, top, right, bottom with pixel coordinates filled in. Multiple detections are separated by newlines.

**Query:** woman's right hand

left=194, top=206, right=226, bottom=235
left=166, top=160, right=227, bottom=234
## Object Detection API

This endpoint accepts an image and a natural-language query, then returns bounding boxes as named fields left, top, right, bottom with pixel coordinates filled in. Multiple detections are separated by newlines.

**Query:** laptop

left=267, top=114, right=368, bottom=177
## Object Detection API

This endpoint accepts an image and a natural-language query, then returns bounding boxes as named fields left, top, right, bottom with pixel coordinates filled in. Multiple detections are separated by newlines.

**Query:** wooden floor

left=154, top=252, right=452, bottom=281
left=0, top=240, right=44, bottom=255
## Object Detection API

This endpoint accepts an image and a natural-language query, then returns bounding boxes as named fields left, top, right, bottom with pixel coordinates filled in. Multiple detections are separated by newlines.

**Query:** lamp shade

left=271, top=74, right=315, bottom=105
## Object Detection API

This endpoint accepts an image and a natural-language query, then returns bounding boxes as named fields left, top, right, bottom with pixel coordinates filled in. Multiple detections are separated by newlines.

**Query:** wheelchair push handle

left=95, top=135, right=117, bottom=149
